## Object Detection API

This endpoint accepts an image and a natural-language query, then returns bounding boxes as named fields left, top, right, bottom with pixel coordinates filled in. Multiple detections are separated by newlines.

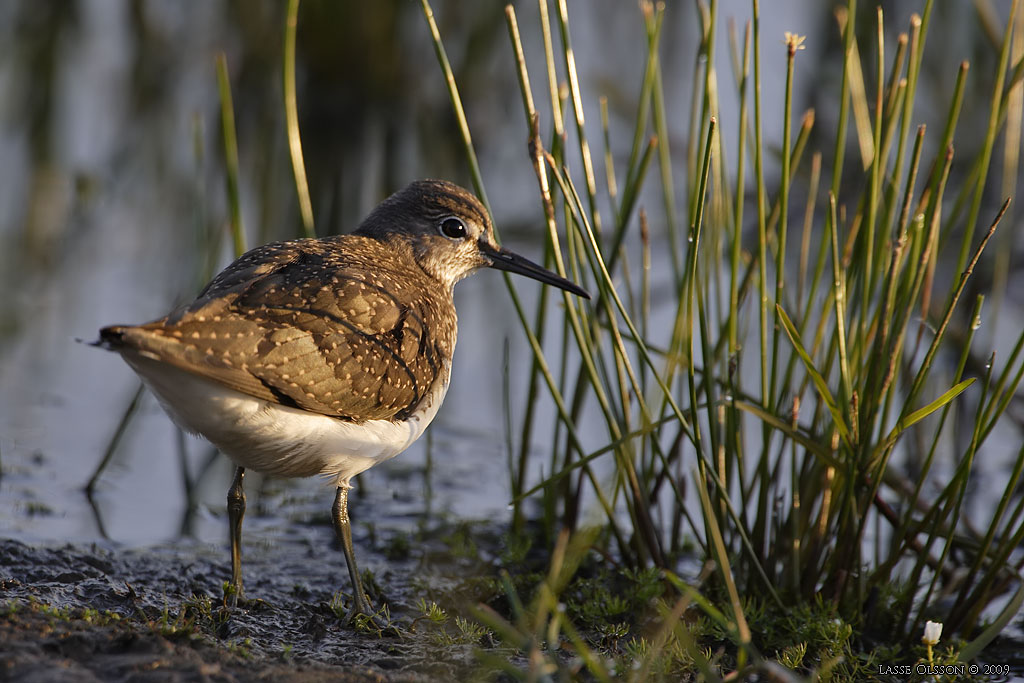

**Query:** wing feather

left=103, top=235, right=454, bottom=423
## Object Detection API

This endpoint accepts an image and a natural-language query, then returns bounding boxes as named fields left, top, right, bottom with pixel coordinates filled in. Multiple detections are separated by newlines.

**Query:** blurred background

left=0, top=0, right=1017, bottom=551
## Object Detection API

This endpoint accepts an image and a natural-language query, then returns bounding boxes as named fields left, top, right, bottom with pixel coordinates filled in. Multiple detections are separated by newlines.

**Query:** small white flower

left=922, top=620, right=943, bottom=646
left=784, top=32, right=807, bottom=53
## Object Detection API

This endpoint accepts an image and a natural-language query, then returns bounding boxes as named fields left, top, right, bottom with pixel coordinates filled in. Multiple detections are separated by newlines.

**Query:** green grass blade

left=283, top=0, right=314, bottom=238
left=215, top=52, right=246, bottom=257
left=776, top=303, right=851, bottom=447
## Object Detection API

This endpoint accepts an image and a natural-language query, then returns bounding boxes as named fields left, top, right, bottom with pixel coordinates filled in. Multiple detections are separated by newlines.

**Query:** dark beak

left=480, top=242, right=590, bottom=299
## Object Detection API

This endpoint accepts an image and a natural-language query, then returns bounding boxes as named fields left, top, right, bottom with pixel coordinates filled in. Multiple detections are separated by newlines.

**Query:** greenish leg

left=227, top=466, right=246, bottom=605
left=332, top=485, right=372, bottom=620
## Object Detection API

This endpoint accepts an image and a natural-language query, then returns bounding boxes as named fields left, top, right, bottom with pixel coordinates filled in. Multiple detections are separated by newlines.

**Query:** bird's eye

left=439, top=217, right=467, bottom=239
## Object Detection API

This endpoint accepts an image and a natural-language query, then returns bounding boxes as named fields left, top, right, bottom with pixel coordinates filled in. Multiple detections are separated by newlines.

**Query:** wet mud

left=0, top=529, right=504, bottom=682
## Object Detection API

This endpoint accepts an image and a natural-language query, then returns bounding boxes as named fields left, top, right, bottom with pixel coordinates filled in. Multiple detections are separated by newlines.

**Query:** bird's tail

left=87, top=325, right=129, bottom=351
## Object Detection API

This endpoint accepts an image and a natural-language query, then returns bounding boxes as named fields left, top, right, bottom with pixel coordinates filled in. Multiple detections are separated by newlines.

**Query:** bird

left=95, top=179, right=589, bottom=621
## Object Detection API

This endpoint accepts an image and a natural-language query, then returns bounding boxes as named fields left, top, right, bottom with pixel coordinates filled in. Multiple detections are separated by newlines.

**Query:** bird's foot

left=337, top=593, right=401, bottom=636
left=222, top=581, right=244, bottom=607
left=221, top=581, right=266, bottom=610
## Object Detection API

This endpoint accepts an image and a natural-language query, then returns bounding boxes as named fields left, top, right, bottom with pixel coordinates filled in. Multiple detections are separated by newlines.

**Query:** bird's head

left=356, top=179, right=590, bottom=298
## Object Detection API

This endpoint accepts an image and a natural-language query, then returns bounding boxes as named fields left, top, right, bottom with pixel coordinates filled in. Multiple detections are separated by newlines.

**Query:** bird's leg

left=226, top=466, right=246, bottom=605
left=332, top=484, right=373, bottom=622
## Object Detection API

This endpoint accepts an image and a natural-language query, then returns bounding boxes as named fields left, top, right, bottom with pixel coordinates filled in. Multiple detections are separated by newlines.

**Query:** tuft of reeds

left=423, top=0, right=1024, bottom=676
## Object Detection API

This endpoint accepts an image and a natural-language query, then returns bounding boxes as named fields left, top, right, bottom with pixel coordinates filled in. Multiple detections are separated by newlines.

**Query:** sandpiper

left=96, top=179, right=588, bottom=620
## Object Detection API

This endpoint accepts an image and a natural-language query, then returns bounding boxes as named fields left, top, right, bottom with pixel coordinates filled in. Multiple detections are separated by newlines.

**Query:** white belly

left=119, top=351, right=449, bottom=487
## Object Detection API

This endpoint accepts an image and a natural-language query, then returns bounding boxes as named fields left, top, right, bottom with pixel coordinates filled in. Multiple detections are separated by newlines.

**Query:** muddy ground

left=0, top=527, right=515, bottom=682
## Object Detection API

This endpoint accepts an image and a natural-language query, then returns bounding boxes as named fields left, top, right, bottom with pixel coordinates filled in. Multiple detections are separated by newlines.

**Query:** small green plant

left=452, top=616, right=489, bottom=644
left=40, top=603, right=71, bottom=621
left=228, top=637, right=253, bottom=659
left=440, top=521, right=480, bottom=559
left=76, top=607, right=121, bottom=626
left=220, top=580, right=238, bottom=606
left=156, top=596, right=199, bottom=639
left=416, top=598, right=449, bottom=626
left=351, top=603, right=395, bottom=636
left=383, top=531, right=411, bottom=560
left=330, top=589, right=395, bottom=635
left=328, top=590, right=347, bottom=620
left=777, top=642, right=807, bottom=670
left=412, top=597, right=492, bottom=646
left=499, top=531, right=531, bottom=565
left=151, top=592, right=228, bottom=639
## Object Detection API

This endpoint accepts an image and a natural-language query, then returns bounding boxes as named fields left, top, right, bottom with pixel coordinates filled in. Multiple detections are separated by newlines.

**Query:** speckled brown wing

left=101, top=235, right=454, bottom=423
